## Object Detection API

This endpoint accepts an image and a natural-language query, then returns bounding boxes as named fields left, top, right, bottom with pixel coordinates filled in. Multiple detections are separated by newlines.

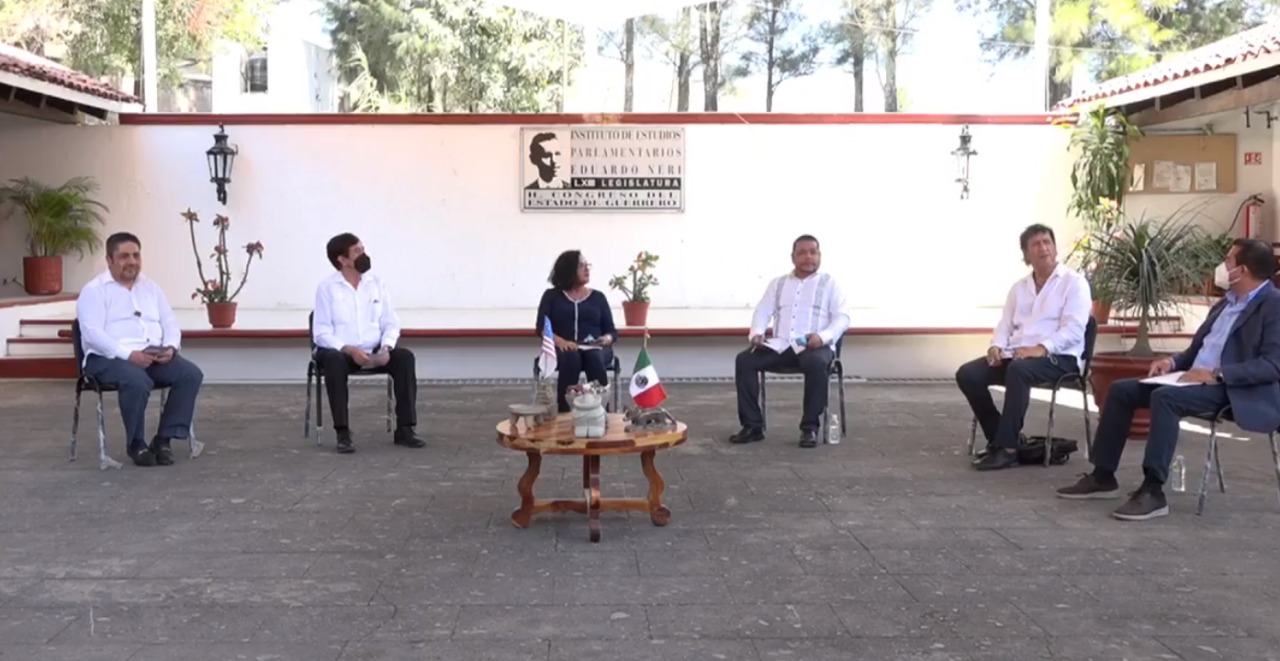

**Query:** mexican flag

left=629, top=347, right=668, bottom=409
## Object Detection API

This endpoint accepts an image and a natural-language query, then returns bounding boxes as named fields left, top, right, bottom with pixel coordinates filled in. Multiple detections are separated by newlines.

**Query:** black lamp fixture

left=206, top=124, right=238, bottom=205
left=951, top=125, right=977, bottom=200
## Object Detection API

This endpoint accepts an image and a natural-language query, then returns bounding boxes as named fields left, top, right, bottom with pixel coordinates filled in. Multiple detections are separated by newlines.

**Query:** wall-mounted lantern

left=951, top=125, right=977, bottom=200
left=206, top=124, right=238, bottom=205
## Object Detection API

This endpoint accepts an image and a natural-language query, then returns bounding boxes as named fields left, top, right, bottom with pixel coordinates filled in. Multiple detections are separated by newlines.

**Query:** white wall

left=1123, top=109, right=1276, bottom=238
left=0, top=119, right=1074, bottom=318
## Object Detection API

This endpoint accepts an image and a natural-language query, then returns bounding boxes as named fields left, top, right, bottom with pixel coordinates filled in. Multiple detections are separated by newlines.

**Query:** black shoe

left=148, top=437, right=174, bottom=466
left=1056, top=472, right=1121, bottom=500
left=972, top=443, right=998, bottom=463
left=729, top=427, right=764, bottom=444
left=799, top=429, right=819, bottom=448
left=335, top=429, right=355, bottom=454
left=127, top=445, right=156, bottom=467
left=974, top=447, right=1019, bottom=471
left=393, top=427, right=426, bottom=448
left=1112, top=482, right=1169, bottom=521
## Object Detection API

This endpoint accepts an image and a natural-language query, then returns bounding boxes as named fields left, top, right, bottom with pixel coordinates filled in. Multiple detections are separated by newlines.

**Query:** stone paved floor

left=1, top=380, right=1279, bottom=661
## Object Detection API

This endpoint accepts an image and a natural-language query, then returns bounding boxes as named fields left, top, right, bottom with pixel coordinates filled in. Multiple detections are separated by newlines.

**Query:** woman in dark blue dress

left=536, top=250, right=617, bottom=412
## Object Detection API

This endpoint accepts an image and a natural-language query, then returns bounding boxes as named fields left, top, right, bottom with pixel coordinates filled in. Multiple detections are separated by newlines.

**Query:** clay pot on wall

left=22, top=256, right=63, bottom=296
left=622, top=301, right=650, bottom=327
left=206, top=302, right=237, bottom=329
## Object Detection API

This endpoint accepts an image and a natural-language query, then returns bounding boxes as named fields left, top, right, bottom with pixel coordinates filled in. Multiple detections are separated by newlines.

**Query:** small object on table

left=569, top=382, right=609, bottom=438
left=495, top=412, right=687, bottom=543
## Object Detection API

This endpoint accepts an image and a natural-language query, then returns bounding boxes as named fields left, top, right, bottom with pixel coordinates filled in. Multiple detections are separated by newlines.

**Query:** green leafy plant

left=1083, top=212, right=1220, bottom=358
left=0, top=176, right=107, bottom=258
left=607, top=251, right=660, bottom=302
left=181, top=209, right=264, bottom=304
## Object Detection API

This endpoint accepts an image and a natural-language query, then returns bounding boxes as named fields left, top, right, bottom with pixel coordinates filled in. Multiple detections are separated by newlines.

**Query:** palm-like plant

left=0, top=176, right=107, bottom=258
left=1084, top=214, right=1220, bottom=358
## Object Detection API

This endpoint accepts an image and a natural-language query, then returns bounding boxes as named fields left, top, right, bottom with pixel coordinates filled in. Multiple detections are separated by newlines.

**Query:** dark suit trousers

left=1091, top=378, right=1229, bottom=484
left=956, top=355, right=1076, bottom=449
left=316, top=347, right=417, bottom=430
left=84, top=354, right=204, bottom=450
left=735, top=346, right=834, bottom=431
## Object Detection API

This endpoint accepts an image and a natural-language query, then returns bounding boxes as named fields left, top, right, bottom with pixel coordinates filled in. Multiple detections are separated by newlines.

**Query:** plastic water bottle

left=1169, top=455, right=1186, bottom=492
left=826, top=414, right=841, bottom=445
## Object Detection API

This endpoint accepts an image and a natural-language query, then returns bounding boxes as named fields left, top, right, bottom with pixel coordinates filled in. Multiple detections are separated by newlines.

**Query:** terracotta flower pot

left=1091, top=301, right=1111, bottom=325
left=1088, top=350, right=1175, bottom=441
left=206, top=302, right=237, bottom=329
left=22, top=256, right=63, bottom=296
left=622, top=301, right=650, bottom=327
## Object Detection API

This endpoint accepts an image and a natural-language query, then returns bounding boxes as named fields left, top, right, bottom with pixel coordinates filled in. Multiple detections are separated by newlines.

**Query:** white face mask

left=1214, top=262, right=1238, bottom=290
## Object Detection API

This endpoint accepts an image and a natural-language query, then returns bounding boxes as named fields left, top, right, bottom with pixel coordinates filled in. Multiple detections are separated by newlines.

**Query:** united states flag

left=537, top=317, right=557, bottom=377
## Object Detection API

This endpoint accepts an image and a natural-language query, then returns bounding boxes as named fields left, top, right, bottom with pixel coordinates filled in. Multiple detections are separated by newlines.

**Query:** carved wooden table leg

left=586, top=455, right=602, bottom=542
left=641, top=450, right=671, bottom=526
left=511, top=451, right=542, bottom=528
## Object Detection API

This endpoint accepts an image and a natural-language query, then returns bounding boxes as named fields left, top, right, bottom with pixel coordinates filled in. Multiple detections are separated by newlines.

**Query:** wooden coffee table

left=495, top=412, right=688, bottom=542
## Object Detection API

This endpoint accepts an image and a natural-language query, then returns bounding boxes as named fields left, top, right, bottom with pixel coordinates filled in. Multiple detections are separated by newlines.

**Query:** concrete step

left=0, top=356, right=77, bottom=379
left=6, top=337, right=74, bottom=357
left=18, top=318, right=72, bottom=338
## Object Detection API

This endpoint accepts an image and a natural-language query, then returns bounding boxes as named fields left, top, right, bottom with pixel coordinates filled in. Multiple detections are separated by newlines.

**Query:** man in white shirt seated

left=76, top=232, right=204, bottom=467
left=313, top=233, right=425, bottom=454
left=731, top=234, right=851, bottom=448
left=956, top=223, right=1092, bottom=471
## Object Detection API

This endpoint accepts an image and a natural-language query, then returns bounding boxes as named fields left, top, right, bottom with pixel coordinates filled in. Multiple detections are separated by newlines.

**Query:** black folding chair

left=967, top=316, right=1098, bottom=467
left=68, top=319, right=203, bottom=470
left=1190, top=404, right=1280, bottom=516
left=302, top=312, right=393, bottom=445
left=533, top=351, right=622, bottom=413
left=758, top=336, right=848, bottom=443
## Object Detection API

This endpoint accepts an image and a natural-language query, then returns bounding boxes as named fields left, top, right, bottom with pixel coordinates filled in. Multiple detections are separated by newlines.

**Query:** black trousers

left=955, top=354, right=1076, bottom=449
left=735, top=345, right=834, bottom=431
left=316, top=347, right=417, bottom=430
left=1091, top=378, right=1229, bottom=485
left=556, top=348, right=612, bottom=413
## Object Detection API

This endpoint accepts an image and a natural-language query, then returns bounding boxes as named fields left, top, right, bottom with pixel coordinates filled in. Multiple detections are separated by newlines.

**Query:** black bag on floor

left=1016, top=435, right=1079, bottom=466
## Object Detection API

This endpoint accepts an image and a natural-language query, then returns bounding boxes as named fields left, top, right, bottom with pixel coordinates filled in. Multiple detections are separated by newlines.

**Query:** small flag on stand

left=629, top=346, right=667, bottom=408
left=537, top=317, right=557, bottom=377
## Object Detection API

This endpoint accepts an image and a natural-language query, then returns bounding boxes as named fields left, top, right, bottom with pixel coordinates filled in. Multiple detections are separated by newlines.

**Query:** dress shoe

left=127, top=445, right=156, bottom=467
left=974, top=447, right=1019, bottom=471
left=798, top=429, right=819, bottom=448
left=335, top=429, right=355, bottom=454
left=393, top=427, right=426, bottom=448
left=729, top=427, right=764, bottom=444
left=148, top=437, right=174, bottom=466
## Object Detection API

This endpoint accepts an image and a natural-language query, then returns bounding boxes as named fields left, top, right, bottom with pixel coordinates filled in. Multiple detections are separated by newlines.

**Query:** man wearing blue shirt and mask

left=1058, top=238, right=1280, bottom=521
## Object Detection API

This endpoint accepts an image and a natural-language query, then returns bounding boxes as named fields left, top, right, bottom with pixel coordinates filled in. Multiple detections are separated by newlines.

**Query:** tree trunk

left=676, top=6, right=693, bottom=111
left=881, top=3, right=898, bottom=112
left=852, top=49, right=864, bottom=112
left=764, top=4, right=778, bottom=112
left=624, top=18, right=635, bottom=112
left=698, top=2, right=722, bottom=111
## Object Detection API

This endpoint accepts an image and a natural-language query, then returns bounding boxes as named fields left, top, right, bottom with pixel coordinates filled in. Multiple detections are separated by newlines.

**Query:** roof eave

left=0, top=69, right=142, bottom=118
left=1058, top=48, right=1280, bottom=111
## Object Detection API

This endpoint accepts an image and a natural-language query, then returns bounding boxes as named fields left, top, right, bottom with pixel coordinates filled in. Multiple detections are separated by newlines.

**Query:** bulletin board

left=1126, top=134, right=1237, bottom=195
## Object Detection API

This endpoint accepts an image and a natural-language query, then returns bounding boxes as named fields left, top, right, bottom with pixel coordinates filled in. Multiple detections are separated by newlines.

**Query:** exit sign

left=1245, top=152, right=1263, bottom=165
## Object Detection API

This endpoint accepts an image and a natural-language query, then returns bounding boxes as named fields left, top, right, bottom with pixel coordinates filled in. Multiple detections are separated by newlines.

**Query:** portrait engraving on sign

left=520, top=126, right=685, bottom=212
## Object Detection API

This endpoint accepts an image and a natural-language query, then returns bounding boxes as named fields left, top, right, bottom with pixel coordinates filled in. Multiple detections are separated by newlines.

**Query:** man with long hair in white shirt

left=313, top=233, right=425, bottom=454
left=76, top=232, right=204, bottom=467
left=957, top=223, right=1092, bottom=471
left=731, top=235, right=850, bottom=448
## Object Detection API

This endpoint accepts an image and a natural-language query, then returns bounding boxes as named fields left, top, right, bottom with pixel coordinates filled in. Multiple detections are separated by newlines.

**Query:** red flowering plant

left=182, top=209, right=264, bottom=304
left=607, top=251, right=659, bottom=302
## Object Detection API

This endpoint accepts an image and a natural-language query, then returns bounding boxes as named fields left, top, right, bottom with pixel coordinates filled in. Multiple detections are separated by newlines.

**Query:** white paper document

left=1170, top=165, right=1193, bottom=193
left=1195, top=162, right=1217, bottom=191
left=1139, top=371, right=1197, bottom=387
left=1130, top=164, right=1145, bottom=191
left=1153, top=160, right=1175, bottom=188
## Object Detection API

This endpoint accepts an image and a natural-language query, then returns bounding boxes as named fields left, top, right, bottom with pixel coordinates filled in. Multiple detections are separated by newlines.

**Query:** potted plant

left=1064, top=105, right=1142, bottom=323
left=608, top=251, right=659, bottom=327
left=1084, top=212, right=1219, bottom=439
left=182, top=209, right=264, bottom=329
left=0, top=176, right=107, bottom=296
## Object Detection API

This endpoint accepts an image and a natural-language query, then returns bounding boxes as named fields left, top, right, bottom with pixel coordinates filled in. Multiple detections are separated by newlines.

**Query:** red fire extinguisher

left=1244, top=195, right=1266, bottom=239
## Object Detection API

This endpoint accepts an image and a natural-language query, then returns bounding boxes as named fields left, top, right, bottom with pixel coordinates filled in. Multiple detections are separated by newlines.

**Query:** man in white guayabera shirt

left=76, top=232, right=204, bottom=468
left=731, top=234, right=850, bottom=448
left=956, top=223, right=1092, bottom=471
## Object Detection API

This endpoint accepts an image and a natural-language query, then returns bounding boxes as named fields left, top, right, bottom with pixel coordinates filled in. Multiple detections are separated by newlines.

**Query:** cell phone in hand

left=143, top=345, right=166, bottom=356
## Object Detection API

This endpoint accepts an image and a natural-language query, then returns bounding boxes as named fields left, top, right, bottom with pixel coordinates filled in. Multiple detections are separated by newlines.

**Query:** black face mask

left=353, top=254, right=372, bottom=274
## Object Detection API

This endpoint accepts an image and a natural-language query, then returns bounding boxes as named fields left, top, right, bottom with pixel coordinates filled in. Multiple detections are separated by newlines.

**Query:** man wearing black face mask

left=313, top=233, right=425, bottom=453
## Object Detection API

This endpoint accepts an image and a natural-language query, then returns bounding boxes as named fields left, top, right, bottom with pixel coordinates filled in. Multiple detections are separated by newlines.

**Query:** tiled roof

left=0, top=44, right=140, bottom=105
left=1054, top=21, right=1280, bottom=109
